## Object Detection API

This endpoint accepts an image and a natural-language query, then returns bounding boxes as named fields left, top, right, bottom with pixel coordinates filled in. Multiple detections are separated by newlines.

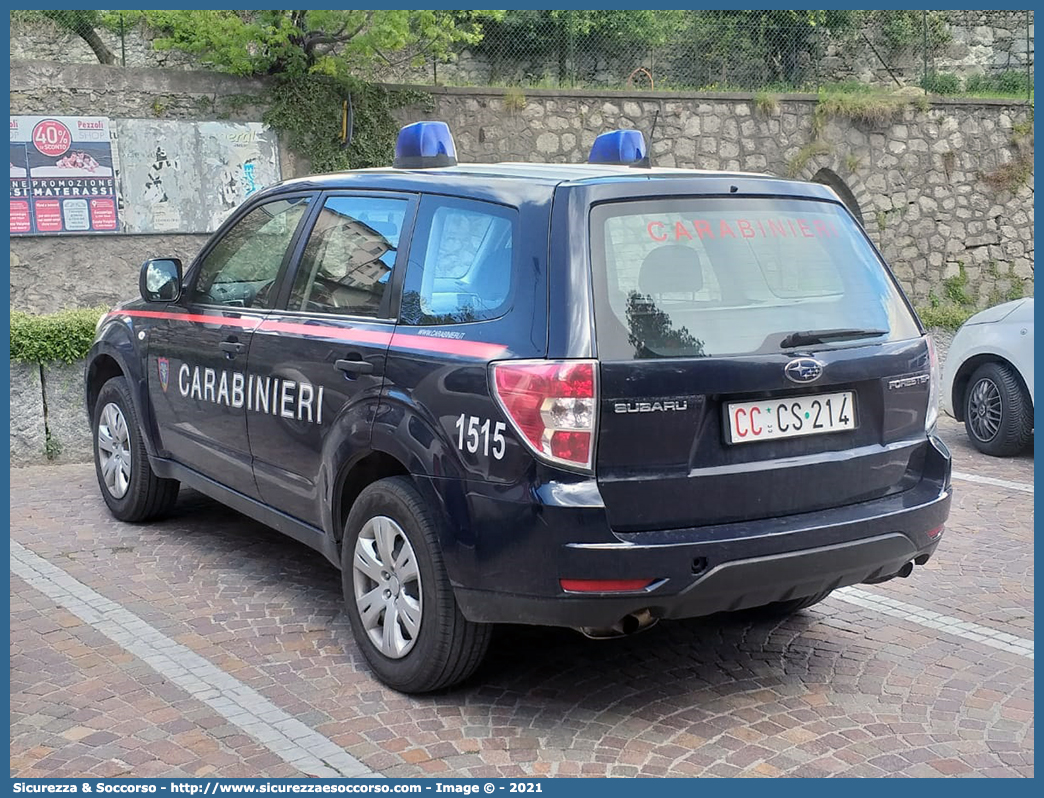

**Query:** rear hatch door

left=589, top=196, right=930, bottom=532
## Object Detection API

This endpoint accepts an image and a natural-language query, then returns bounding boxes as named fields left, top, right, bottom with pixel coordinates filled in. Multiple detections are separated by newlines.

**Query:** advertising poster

left=12, top=115, right=120, bottom=234
left=10, top=117, right=34, bottom=234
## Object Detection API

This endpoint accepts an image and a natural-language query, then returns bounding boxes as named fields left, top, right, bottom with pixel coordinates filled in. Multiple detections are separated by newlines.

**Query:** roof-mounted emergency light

left=393, top=121, right=458, bottom=169
left=588, top=129, right=647, bottom=166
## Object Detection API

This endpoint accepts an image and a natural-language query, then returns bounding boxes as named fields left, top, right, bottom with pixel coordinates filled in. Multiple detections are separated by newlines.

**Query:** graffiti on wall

left=115, top=120, right=281, bottom=234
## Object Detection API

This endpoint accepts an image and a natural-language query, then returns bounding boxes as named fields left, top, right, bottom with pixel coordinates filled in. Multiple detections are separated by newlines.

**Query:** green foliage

left=943, top=263, right=972, bottom=306
left=753, top=91, right=780, bottom=115
left=813, top=89, right=914, bottom=136
left=916, top=304, right=976, bottom=331
left=673, top=10, right=856, bottom=91
left=865, top=10, right=950, bottom=54
left=918, top=261, right=980, bottom=330
left=1006, top=278, right=1027, bottom=302
left=44, top=431, right=62, bottom=462
left=263, top=75, right=430, bottom=173
left=965, top=70, right=1034, bottom=98
left=844, top=153, right=861, bottom=172
left=981, top=113, right=1034, bottom=193
left=503, top=87, right=527, bottom=111
left=10, top=307, right=108, bottom=364
left=476, top=10, right=686, bottom=85
left=919, top=71, right=961, bottom=95
left=1012, top=114, right=1034, bottom=139
left=474, top=10, right=856, bottom=90
left=140, top=10, right=497, bottom=78
left=786, top=140, right=831, bottom=178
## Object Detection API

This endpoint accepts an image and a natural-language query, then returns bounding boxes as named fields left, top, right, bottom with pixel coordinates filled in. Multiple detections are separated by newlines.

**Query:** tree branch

left=303, top=11, right=371, bottom=57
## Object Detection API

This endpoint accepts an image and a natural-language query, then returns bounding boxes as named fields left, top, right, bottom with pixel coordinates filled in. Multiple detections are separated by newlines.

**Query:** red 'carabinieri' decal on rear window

left=647, top=217, right=841, bottom=242
left=108, top=310, right=507, bottom=361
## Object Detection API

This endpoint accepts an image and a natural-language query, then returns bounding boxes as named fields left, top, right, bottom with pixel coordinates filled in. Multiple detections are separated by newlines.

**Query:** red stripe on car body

left=109, top=310, right=507, bottom=360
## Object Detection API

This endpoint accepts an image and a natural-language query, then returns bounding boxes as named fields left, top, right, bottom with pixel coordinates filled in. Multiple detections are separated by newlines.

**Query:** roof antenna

left=634, top=109, right=659, bottom=169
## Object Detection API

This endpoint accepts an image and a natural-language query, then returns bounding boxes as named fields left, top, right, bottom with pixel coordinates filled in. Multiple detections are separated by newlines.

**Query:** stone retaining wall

left=11, top=234, right=212, bottom=316
left=9, top=61, right=1034, bottom=315
left=11, top=361, right=90, bottom=466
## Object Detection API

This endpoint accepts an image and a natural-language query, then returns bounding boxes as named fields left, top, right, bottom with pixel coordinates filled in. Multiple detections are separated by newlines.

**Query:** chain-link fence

left=441, top=10, right=1033, bottom=98
left=13, top=9, right=1034, bottom=99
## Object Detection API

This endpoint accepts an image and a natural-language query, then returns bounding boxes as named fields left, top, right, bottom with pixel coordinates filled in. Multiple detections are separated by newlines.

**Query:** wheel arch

left=332, top=451, right=410, bottom=545
left=950, top=353, right=1030, bottom=422
left=86, top=353, right=125, bottom=419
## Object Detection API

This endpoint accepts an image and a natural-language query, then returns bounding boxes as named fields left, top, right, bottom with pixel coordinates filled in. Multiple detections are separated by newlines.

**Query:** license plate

left=726, top=391, right=856, bottom=444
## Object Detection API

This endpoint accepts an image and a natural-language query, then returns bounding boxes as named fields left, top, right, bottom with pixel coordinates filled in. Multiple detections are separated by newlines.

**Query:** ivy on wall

left=263, top=75, right=431, bottom=173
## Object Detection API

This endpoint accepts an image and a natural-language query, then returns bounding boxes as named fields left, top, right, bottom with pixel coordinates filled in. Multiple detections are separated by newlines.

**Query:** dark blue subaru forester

left=85, top=122, right=951, bottom=692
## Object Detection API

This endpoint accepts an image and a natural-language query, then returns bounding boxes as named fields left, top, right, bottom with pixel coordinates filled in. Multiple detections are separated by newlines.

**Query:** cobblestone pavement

left=10, top=417, right=1033, bottom=778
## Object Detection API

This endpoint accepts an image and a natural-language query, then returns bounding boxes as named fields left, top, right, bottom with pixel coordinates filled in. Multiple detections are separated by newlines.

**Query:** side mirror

left=140, top=258, right=182, bottom=303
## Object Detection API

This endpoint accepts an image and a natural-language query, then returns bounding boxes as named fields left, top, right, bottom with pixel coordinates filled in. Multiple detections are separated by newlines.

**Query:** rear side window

left=289, top=195, right=408, bottom=317
left=400, top=196, right=517, bottom=325
left=590, top=198, right=920, bottom=359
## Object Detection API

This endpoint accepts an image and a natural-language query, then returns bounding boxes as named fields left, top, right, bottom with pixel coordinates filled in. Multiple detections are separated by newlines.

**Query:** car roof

left=278, top=161, right=823, bottom=188
left=258, top=162, right=841, bottom=205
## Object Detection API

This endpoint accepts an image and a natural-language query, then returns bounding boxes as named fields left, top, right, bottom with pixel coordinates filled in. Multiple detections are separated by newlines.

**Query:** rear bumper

left=449, top=436, right=952, bottom=629
left=456, top=525, right=944, bottom=628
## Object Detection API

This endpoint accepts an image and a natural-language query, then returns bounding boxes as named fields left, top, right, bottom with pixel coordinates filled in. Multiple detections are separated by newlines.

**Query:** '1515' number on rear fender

left=455, top=414, right=507, bottom=459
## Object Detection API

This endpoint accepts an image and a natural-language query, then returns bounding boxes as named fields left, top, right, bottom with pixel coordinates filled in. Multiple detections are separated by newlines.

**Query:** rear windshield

left=590, top=197, right=920, bottom=359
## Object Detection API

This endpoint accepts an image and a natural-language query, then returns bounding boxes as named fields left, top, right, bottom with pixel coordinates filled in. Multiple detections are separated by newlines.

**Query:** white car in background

left=941, top=298, right=1034, bottom=456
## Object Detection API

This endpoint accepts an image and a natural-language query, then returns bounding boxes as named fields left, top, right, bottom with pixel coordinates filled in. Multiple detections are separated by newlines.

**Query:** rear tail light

left=491, top=359, right=597, bottom=472
left=926, top=335, right=940, bottom=431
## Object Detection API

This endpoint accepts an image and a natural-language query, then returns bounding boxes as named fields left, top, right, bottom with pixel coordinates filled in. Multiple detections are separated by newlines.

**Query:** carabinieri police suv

left=86, top=122, right=952, bottom=693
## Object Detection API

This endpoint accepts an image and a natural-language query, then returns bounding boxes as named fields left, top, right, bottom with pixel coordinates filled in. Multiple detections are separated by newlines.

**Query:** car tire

left=963, top=362, right=1033, bottom=457
left=92, top=376, right=180, bottom=522
left=341, top=476, right=491, bottom=693
left=737, top=590, right=833, bottom=619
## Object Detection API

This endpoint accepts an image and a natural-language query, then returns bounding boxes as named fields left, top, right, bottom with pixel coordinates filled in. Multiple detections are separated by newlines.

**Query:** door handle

left=335, top=358, right=374, bottom=376
left=219, top=341, right=246, bottom=355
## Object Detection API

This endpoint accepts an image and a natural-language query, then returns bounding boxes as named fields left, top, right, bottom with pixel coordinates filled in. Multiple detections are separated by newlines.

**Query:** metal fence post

left=1028, top=10, right=1033, bottom=101
left=922, top=10, right=929, bottom=88
left=119, top=12, right=126, bottom=66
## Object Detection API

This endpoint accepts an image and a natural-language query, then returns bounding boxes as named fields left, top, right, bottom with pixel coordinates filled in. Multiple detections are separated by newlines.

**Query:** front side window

left=288, top=196, right=409, bottom=317
left=401, top=196, right=518, bottom=325
left=190, top=196, right=312, bottom=308
left=591, top=198, right=920, bottom=359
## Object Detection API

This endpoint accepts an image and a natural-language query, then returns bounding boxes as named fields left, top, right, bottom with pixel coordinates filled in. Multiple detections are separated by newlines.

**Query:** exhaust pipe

left=576, top=609, right=658, bottom=640
left=865, top=560, right=916, bottom=584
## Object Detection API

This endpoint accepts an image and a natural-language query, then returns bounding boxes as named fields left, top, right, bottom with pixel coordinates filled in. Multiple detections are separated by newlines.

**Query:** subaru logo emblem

left=784, top=357, right=824, bottom=384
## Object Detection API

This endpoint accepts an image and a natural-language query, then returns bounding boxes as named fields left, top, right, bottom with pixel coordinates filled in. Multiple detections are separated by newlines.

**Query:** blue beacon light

left=587, top=129, right=647, bottom=165
left=393, top=121, right=458, bottom=169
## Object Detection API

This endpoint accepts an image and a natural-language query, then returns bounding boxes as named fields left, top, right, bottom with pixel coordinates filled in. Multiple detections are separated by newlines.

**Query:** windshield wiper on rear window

left=779, top=328, right=889, bottom=349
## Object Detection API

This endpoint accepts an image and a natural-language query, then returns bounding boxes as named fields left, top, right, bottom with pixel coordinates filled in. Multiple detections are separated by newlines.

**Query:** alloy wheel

left=967, top=377, right=1002, bottom=443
